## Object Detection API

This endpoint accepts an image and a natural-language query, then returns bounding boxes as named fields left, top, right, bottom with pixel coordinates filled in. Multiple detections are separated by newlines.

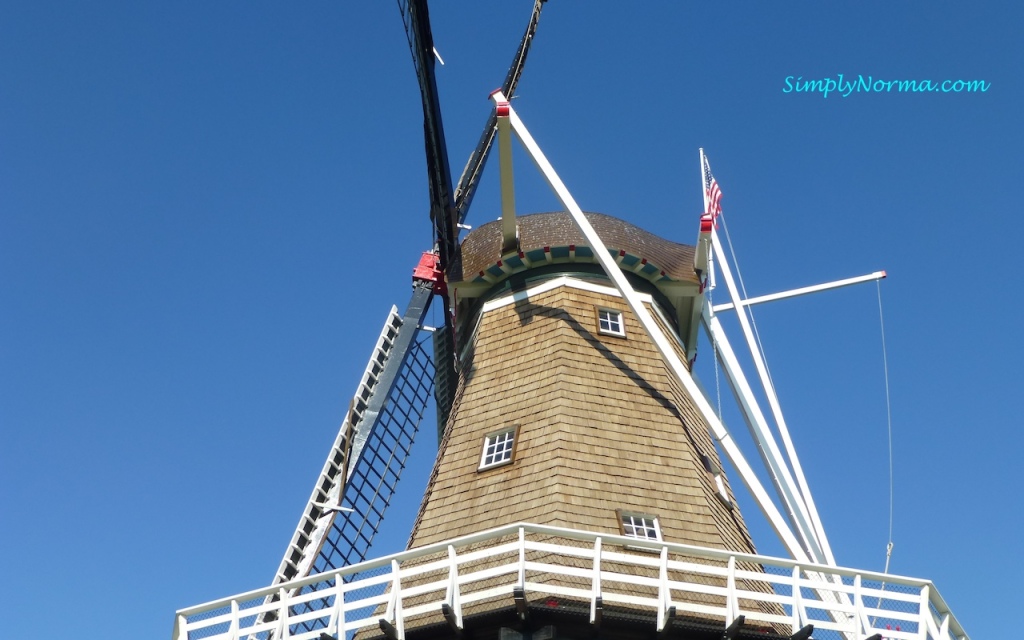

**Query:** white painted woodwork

left=176, top=523, right=968, bottom=640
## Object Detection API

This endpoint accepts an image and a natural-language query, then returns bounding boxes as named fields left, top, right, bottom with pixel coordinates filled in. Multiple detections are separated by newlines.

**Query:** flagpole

left=699, top=147, right=709, bottom=213
left=699, top=148, right=716, bottom=291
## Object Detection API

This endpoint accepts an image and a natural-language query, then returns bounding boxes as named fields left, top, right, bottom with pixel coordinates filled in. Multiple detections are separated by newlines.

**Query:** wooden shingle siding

left=407, top=281, right=760, bottom=559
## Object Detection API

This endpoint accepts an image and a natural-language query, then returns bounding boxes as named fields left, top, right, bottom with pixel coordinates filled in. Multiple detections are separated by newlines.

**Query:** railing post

left=329, top=573, right=346, bottom=637
left=227, top=600, right=240, bottom=640
left=590, top=537, right=603, bottom=626
left=513, top=528, right=529, bottom=621
left=395, top=559, right=406, bottom=639
left=854, top=574, right=864, bottom=639
left=277, top=588, right=289, bottom=640
left=791, top=566, right=802, bottom=633
left=517, top=527, right=526, bottom=589
left=917, top=584, right=930, bottom=640
left=380, top=559, right=406, bottom=640
left=443, top=544, right=463, bottom=630
left=174, top=613, right=188, bottom=640
left=657, top=546, right=674, bottom=632
left=726, top=555, right=738, bottom=625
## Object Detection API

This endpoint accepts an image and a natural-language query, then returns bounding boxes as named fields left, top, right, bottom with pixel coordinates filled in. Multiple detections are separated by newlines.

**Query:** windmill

left=173, top=3, right=969, bottom=640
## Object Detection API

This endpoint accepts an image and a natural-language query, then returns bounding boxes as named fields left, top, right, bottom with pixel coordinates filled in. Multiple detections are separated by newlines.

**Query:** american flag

left=703, top=154, right=722, bottom=220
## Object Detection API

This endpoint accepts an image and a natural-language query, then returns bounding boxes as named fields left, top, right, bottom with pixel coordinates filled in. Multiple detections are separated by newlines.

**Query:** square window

left=597, top=308, right=625, bottom=336
left=479, top=427, right=517, bottom=470
left=619, top=512, right=661, bottom=541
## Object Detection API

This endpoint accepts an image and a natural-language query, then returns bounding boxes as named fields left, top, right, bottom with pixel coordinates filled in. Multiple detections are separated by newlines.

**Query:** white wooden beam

left=702, top=306, right=826, bottom=563
left=491, top=90, right=810, bottom=563
left=712, top=271, right=887, bottom=313
left=494, top=95, right=519, bottom=254
left=710, top=229, right=836, bottom=565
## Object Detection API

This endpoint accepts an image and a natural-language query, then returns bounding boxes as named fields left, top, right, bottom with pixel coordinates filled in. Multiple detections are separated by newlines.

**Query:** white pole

left=699, top=149, right=716, bottom=291
left=710, top=228, right=836, bottom=565
left=699, top=148, right=708, bottom=213
left=703, top=307, right=826, bottom=563
left=493, top=92, right=810, bottom=563
left=712, top=271, right=887, bottom=313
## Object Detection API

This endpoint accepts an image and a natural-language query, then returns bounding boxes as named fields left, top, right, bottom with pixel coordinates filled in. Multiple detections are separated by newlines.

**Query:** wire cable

left=720, top=213, right=778, bottom=396
left=876, top=280, right=895, bottom=564
left=709, top=289, right=723, bottom=420
left=871, top=280, right=895, bottom=624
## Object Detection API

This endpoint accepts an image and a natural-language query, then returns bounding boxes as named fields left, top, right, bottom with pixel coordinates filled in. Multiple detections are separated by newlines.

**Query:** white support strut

left=702, top=305, right=826, bottom=564
left=709, top=229, right=836, bottom=565
left=712, top=271, right=887, bottom=313
left=491, top=91, right=810, bottom=563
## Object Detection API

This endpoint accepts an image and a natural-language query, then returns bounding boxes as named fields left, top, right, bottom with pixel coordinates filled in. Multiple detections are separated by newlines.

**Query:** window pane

left=481, top=428, right=515, bottom=468
left=621, top=514, right=660, bottom=540
left=598, top=309, right=623, bottom=335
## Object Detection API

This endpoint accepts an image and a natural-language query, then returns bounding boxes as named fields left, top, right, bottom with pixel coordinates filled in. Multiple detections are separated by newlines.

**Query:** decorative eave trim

left=480, top=275, right=654, bottom=314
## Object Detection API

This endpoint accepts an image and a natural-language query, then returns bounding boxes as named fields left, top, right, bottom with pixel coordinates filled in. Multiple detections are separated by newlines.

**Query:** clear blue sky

left=2, top=2, right=1019, bottom=639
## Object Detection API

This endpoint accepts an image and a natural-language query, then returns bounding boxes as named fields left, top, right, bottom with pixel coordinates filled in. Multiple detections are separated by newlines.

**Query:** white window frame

left=618, top=510, right=662, bottom=544
left=597, top=308, right=625, bottom=337
left=479, top=426, right=517, bottom=470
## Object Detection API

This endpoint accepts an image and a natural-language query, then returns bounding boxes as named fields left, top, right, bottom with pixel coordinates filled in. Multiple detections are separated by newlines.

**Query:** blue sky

left=2, top=2, right=1019, bottom=639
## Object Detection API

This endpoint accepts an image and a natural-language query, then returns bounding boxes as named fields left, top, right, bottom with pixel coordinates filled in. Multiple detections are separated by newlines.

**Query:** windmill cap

left=454, top=211, right=699, bottom=288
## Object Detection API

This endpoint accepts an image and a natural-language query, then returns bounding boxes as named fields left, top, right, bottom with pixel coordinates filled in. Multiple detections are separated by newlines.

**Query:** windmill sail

left=272, top=304, right=435, bottom=587
left=251, top=302, right=434, bottom=637
left=247, top=4, right=550, bottom=634
left=451, top=0, right=546, bottom=223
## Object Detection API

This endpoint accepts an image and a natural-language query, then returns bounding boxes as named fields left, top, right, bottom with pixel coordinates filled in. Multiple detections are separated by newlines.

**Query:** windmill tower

left=409, top=210, right=754, bottom=557
left=172, top=3, right=969, bottom=640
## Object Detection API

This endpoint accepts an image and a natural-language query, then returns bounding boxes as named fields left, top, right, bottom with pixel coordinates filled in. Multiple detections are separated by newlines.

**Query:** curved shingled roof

left=454, top=211, right=698, bottom=285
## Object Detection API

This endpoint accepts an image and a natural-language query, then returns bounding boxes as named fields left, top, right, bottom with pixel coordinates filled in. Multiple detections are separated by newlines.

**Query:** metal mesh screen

left=322, top=331, right=433, bottom=571
left=279, top=331, right=435, bottom=637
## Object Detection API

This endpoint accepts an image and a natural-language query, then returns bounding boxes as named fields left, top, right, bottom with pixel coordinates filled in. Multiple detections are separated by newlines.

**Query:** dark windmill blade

left=267, top=1, right=455, bottom=594
left=396, top=0, right=462, bottom=434
left=452, top=0, right=546, bottom=225
left=398, top=0, right=459, bottom=275
left=253, top=3, right=548, bottom=636
left=428, top=0, right=547, bottom=428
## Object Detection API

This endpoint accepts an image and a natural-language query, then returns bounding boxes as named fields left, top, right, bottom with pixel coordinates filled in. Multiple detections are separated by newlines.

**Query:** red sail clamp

left=695, top=214, right=714, bottom=293
left=413, top=251, right=447, bottom=295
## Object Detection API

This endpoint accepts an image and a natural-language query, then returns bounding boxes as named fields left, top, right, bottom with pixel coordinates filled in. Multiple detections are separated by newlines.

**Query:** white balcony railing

left=173, top=523, right=968, bottom=640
